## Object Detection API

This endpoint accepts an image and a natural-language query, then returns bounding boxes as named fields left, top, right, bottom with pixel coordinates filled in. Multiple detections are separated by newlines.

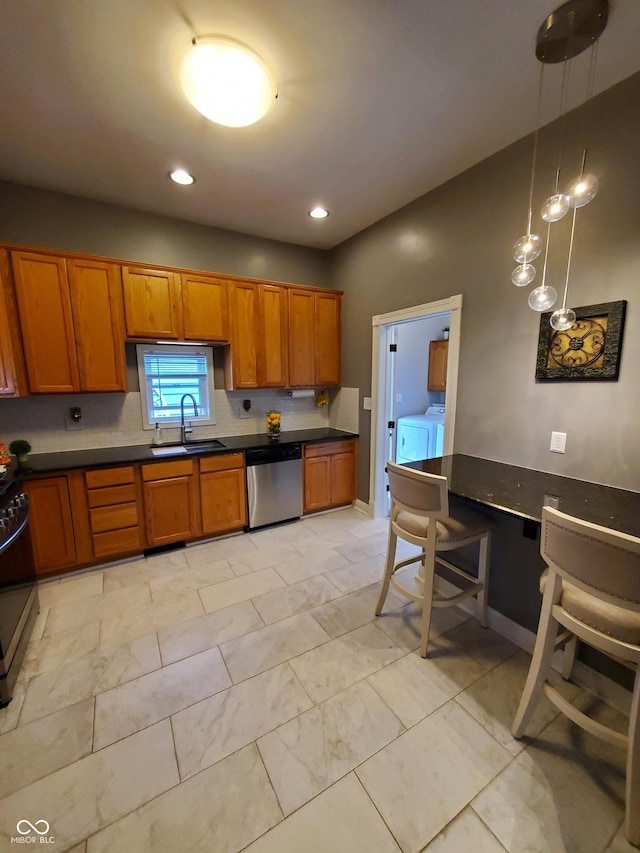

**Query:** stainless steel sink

left=150, top=440, right=227, bottom=457
left=182, top=440, right=227, bottom=453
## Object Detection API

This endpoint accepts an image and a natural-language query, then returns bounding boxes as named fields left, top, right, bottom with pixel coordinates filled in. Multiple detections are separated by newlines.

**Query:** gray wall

left=332, top=73, right=640, bottom=500
left=0, top=182, right=330, bottom=289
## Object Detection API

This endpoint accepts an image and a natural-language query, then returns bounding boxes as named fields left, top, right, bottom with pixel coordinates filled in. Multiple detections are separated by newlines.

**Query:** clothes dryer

left=395, top=405, right=445, bottom=463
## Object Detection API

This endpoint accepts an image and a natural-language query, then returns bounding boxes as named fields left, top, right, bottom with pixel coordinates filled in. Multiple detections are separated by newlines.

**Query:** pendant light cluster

left=511, top=0, right=608, bottom=331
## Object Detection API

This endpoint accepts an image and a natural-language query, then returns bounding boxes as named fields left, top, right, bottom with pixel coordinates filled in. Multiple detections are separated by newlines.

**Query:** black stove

left=0, top=476, right=38, bottom=707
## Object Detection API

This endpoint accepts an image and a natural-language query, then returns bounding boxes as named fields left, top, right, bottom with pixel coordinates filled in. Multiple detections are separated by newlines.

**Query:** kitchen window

left=136, top=344, right=215, bottom=429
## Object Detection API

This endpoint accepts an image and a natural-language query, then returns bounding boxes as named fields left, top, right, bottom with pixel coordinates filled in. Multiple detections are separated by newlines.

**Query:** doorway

left=369, top=294, right=462, bottom=518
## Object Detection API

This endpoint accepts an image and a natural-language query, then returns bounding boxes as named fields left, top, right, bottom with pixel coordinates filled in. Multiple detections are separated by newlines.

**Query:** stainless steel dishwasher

left=245, top=443, right=303, bottom=529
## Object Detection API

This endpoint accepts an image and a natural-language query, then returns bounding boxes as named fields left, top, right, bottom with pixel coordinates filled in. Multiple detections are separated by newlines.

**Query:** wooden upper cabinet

left=121, top=266, right=181, bottom=339
left=315, top=291, right=341, bottom=387
left=181, top=273, right=230, bottom=342
left=11, top=251, right=80, bottom=393
left=229, top=281, right=260, bottom=388
left=428, top=340, right=448, bottom=392
left=288, top=288, right=342, bottom=387
left=67, top=259, right=127, bottom=392
left=0, top=250, right=27, bottom=397
left=258, top=284, right=288, bottom=387
left=288, top=288, right=315, bottom=387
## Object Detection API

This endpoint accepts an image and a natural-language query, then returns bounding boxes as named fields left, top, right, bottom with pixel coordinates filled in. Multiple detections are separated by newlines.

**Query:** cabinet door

left=427, top=340, right=448, bottom=392
left=182, top=274, right=230, bottom=342
left=330, top=450, right=356, bottom=506
left=143, top=476, right=199, bottom=546
left=303, top=455, right=332, bottom=513
left=288, top=289, right=315, bottom=387
left=68, top=259, right=127, bottom=391
left=26, top=476, right=77, bottom=573
left=201, top=468, right=247, bottom=534
left=121, top=266, right=181, bottom=339
left=0, top=250, right=27, bottom=397
left=258, top=284, right=288, bottom=387
left=315, top=291, right=341, bottom=387
left=229, top=282, right=259, bottom=388
left=11, top=251, right=80, bottom=393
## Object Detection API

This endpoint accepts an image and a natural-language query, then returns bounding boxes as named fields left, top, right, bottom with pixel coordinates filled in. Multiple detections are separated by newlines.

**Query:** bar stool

left=375, top=461, right=495, bottom=658
left=512, top=506, right=640, bottom=847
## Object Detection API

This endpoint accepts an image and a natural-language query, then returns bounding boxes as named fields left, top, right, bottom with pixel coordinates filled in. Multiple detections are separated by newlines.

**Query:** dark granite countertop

left=23, top=428, right=357, bottom=474
left=405, top=454, right=640, bottom=537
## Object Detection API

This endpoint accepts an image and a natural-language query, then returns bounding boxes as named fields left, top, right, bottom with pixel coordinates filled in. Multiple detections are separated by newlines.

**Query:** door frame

left=369, top=294, right=463, bottom=518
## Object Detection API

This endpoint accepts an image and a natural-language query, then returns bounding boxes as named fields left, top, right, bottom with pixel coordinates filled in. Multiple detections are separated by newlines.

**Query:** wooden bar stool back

left=375, top=461, right=495, bottom=658
left=512, top=506, right=640, bottom=847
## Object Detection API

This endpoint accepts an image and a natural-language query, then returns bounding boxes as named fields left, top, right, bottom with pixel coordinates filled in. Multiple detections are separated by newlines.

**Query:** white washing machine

left=395, top=405, right=446, bottom=464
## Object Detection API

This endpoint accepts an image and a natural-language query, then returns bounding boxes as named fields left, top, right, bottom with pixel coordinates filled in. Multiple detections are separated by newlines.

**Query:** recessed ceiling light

left=178, top=36, right=277, bottom=128
left=309, top=207, right=329, bottom=219
left=170, top=169, right=195, bottom=185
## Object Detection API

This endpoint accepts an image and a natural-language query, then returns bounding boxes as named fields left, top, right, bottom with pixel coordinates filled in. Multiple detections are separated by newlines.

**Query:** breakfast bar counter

left=405, top=454, right=640, bottom=538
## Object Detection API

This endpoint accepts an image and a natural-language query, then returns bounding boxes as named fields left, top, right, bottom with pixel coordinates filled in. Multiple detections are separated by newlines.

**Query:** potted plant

left=9, top=439, right=31, bottom=470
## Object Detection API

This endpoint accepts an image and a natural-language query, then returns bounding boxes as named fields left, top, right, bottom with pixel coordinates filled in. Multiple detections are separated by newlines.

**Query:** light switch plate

left=550, top=431, right=566, bottom=453
left=363, top=397, right=372, bottom=410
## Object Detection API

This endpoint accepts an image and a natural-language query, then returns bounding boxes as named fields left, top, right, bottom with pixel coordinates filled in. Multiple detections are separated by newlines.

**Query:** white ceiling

left=1, top=0, right=639, bottom=250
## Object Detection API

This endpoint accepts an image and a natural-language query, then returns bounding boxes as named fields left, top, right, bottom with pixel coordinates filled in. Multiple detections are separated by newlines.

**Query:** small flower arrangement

left=266, top=409, right=281, bottom=438
left=0, top=442, right=11, bottom=479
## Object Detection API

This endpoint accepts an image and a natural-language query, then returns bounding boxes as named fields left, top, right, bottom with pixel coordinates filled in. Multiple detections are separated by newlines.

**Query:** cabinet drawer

left=199, top=453, right=244, bottom=473
left=304, top=439, right=355, bottom=459
left=86, top=466, right=135, bottom=488
left=87, top=483, right=137, bottom=508
left=90, top=502, right=139, bottom=534
left=92, top=526, right=142, bottom=559
left=142, top=459, right=194, bottom=480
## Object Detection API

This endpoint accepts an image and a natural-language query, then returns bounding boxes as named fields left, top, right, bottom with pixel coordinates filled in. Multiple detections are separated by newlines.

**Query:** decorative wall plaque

left=535, top=300, right=627, bottom=381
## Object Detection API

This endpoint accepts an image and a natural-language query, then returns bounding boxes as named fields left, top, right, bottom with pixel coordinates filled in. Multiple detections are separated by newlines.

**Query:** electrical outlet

left=550, top=431, right=566, bottom=453
left=239, top=406, right=251, bottom=419
left=395, top=393, right=403, bottom=403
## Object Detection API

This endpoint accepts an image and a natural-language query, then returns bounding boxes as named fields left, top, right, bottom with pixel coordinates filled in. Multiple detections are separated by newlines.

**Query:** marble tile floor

left=0, top=507, right=634, bottom=853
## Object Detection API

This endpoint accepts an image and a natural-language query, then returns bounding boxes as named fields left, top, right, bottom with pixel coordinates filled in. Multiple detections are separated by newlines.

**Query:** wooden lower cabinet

left=85, top=466, right=143, bottom=559
left=142, top=459, right=200, bottom=547
left=200, top=453, right=247, bottom=535
left=24, top=439, right=355, bottom=575
left=303, top=438, right=357, bottom=513
left=26, top=475, right=77, bottom=574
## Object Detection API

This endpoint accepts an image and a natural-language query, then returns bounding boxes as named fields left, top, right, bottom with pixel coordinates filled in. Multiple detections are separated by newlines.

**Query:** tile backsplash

left=0, top=388, right=359, bottom=454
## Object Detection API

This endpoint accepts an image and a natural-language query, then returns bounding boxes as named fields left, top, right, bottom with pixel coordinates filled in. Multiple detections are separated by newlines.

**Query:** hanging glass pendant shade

left=513, top=234, right=542, bottom=263
left=512, top=264, right=537, bottom=286
left=541, top=192, right=570, bottom=222
left=566, top=171, right=598, bottom=207
left=528, top=284, right=558, bottom=312
left=550, top=307, right=577, bottom=330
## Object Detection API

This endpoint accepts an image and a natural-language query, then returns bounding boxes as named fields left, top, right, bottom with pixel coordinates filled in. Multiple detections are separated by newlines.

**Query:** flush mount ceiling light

left=309, top=207, right=329, bottom=219
left=511, top=0, right=608, bottom=330
left=169, top=169, right=195, bottom=185
left=178, top=35, right=277, bottom=128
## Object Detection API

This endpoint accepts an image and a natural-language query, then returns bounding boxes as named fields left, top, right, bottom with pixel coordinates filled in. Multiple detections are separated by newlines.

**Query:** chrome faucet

left=180, top=393, right=198, bottom=444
